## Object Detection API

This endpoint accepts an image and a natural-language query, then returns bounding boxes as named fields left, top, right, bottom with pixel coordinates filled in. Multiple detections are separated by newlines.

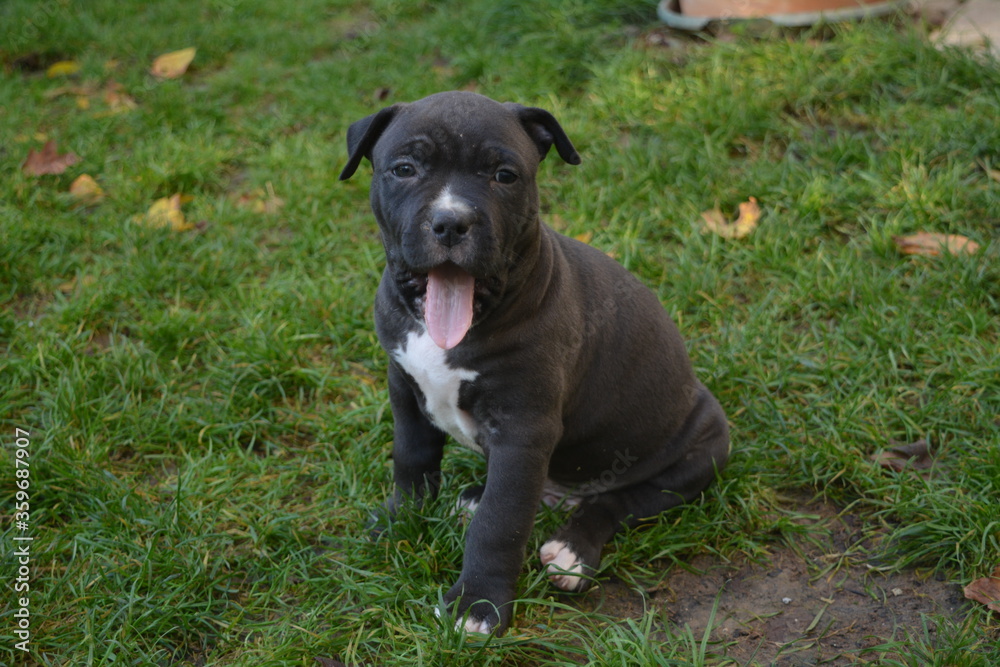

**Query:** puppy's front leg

left=386, top=363, right=447, bottom=515
left=443, top=429, right=556, bottom=635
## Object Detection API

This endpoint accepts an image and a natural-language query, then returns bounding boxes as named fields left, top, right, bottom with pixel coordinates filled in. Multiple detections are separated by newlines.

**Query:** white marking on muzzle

left=432, top=186, right=473, bottom=216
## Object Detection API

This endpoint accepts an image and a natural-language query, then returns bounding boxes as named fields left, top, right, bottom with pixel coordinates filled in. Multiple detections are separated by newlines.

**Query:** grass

left=1, top=0, right=999, bottom=664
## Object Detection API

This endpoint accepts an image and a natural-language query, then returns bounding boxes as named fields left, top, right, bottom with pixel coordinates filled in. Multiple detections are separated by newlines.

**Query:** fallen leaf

left=234, top=183, right=285, bottom=214
left=46, top=60, right=80, bottom=77
left=893, top=232, right=980, bottom=257
left=871, top=439, right=934, bottom=473
left=574, top=230, right=594, bottom=244
left=102, top=81, right=137, bottom=113
left=69, top=174, right=105, bottom=205
left=963, top=566, right=1000, bottom=613
left=22, top=140, right=81, bottom=176
left=701, top=197, right=761, bottom=239
left=150, top=47, right=197, bottom=79
left=135, top=194, right=193, bottom=232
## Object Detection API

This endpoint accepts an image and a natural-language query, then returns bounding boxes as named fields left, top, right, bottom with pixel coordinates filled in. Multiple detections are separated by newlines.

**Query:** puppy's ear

left=504, top=103, right=581, bottom=165
left=339, top=103, right=406, bottom=180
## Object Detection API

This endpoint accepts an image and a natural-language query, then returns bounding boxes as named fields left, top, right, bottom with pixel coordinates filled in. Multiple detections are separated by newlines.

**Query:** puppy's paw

left=442, top=578, right=511, bottom=635
left=539, top=539, right=592, bottom=592
left=460, top=614, right=495, bottom=635
left=434, top=603, right=495, bottom=634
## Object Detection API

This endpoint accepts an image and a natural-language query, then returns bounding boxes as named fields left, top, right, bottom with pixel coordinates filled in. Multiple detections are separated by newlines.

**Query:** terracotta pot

left=679, top=0, right=885, bottom=18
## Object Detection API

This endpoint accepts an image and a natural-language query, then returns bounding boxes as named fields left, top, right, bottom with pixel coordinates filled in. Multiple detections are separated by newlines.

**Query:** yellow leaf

left=150, top=47, right=197, bottom=79
left=136, top=194, right=193, bottom=232
left=76, top=96, right=91, bottom=110
left=574, top=230, right=594, bottom=244
left=701, top=197, right=761, bottom=239
left=893, top=232, right=980, bottom=257
left=46, top=60, right=81, bottom=78
left=69, top=174, right=105, bottom=205
left=234, top=183, right=285, bottom=214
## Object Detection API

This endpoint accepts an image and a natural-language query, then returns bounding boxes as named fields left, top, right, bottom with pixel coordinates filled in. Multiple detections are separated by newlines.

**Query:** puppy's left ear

left=504, top=103, right=581, bottom=165
left=339, top=103, right=406, bottom=180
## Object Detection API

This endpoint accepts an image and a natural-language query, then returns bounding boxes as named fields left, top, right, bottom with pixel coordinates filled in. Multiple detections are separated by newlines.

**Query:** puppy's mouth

left=398, top=263, right=497, bottom=350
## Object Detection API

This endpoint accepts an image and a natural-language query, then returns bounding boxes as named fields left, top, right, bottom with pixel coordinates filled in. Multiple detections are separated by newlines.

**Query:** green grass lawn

left=2, top=0, right=999, bottom=664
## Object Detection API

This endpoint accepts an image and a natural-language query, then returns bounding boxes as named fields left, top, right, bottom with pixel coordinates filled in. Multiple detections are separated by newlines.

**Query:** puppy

left=340, top=91, right=730, bottom=634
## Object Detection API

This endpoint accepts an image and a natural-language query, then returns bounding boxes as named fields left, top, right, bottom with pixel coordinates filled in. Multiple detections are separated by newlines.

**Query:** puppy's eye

left=391, top=164, right=416, bottom=178
left=494, top=169, right=518, bottom=184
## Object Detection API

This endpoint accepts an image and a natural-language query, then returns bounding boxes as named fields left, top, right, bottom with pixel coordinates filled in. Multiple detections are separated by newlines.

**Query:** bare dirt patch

left=586, top=501, right=969, bottom=665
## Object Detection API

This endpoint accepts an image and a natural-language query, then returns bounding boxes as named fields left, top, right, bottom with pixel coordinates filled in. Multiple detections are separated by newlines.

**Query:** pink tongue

left=425, top=264, right=475, bottom=350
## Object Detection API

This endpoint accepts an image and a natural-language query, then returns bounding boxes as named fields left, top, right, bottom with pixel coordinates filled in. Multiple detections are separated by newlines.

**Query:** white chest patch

left=392, top=329, right=482, bottom=453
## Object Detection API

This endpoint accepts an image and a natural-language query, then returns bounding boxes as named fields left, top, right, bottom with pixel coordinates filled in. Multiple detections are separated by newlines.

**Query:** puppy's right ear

left=339, top=103, right=405, bottom=181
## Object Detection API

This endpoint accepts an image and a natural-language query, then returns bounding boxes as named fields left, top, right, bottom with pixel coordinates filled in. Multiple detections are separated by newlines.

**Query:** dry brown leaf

left=963, top=566, right=1000, bottom=613
left=69, top=174, right=105, bottom=205
left=22, top=140, right=81, bottom=176
left=135, top=194, right=193, bottom=232
left=871, top=439, right=934, bottom=473
left=893, top=232, right=980, bottom=257
left=150, top=47, right=197, bottom=79
left=702, top=197, right=761, bottom=239
left=102, top=81, right=138, bottom=113
left=46, top=60, right=80, bottom=78
left=234, top=183, right=285, bottom=215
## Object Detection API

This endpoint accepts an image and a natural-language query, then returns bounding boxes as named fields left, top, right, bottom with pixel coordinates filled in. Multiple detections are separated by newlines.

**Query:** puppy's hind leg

left=540, top=445, right=727, bottom=592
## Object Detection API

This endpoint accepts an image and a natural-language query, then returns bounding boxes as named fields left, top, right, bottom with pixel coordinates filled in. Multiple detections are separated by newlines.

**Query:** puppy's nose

left=431, top=209, right=473, bottom=248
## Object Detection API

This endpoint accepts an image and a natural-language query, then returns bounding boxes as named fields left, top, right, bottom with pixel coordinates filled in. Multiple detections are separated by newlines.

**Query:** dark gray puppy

left=340, top=91, right=730, bottom=635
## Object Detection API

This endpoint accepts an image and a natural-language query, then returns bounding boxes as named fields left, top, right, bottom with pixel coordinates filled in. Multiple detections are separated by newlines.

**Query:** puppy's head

left=340, top=91, right=580, bottom=349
